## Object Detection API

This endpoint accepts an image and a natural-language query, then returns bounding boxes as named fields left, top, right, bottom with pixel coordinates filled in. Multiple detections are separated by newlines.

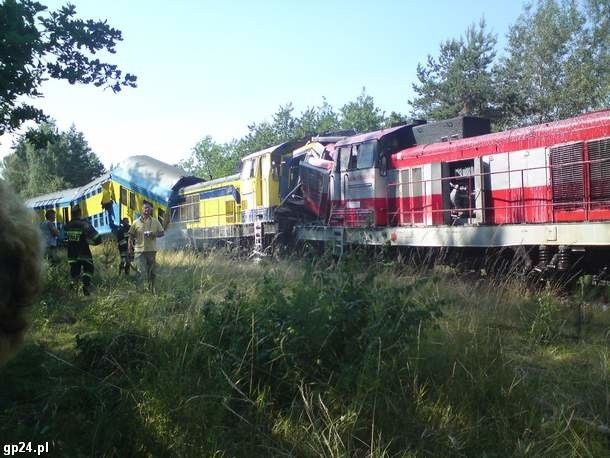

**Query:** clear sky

left=0, top=0, right=528, bottom=169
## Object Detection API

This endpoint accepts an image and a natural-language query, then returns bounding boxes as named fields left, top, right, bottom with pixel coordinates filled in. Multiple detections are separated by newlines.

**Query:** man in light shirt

left=41, top=209, right=59, bottom=263
left=128, top=201, right=164, bottom=292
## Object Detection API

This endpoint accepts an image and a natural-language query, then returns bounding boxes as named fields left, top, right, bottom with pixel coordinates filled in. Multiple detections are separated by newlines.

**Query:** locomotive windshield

left=338, top=140, right=378, bottom=171
left=241, top=159, right=253, bottom=180
left=357, top=141, right=376, bottom=169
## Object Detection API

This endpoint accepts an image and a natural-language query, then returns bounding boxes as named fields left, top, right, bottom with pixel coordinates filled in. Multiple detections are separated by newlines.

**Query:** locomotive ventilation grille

left=550, top=142, right=584, bottom=209
left=588, top=138, right=610, bottom=204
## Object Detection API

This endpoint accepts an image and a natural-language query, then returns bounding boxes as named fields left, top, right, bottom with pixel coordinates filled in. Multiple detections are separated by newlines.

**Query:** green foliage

left=340, top=87, right=385, bottom=132
left=496, top=0, right=608, bottom=127
left=410, top=1, right=609, bottom=129
left=183, top=89, right=411, bottom=174
left=526, top=292, right=566, bottom=344
left=410, top=19, right=498, bottom=121
left=182, top=99, right=344, bottom=175
left=295, top=97, right=341, bottom=137
left=2, top=250, right=609, bottom=456
left=1, top=121, right=104, bottom=197
left=179, top=135, right=241, bottom=180
left=0, top=0, right=136, bottom=135
left=385, top=111, right=410, bottom=128
left=200, top=255, right=441, bottom=406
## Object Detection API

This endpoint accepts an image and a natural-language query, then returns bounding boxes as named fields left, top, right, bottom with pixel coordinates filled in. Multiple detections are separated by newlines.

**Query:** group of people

left=41, top=201, right=164, bottom=295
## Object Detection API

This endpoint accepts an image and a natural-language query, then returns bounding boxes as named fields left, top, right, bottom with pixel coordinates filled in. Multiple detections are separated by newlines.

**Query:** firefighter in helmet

left=64, top=205, right=102, bottom=295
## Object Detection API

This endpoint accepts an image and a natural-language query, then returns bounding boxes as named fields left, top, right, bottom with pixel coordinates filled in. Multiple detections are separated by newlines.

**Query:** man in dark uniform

left=114, top=217, right=131, bottom=275
left=64, top=205, right=102, bottom=295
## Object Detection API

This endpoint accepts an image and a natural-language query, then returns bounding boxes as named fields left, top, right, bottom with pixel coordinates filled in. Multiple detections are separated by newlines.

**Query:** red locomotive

left=296, top=109, right=610, bottom=275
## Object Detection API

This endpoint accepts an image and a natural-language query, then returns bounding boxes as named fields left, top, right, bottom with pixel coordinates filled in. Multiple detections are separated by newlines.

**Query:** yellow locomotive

left=169, top=140, right=306, bottom=250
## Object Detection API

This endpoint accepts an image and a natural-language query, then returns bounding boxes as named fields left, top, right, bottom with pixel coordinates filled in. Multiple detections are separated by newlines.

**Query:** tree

left=584, top=0, right=610, bottom=107
left=1, top=121, right=104, bottom=197
left=340, top=88, right=385, bottom=133
left=182, top=100, right=343, bottom=179
left=294, top=98, right=341, bottom=138
left=179, top=136, right=241, bottom=181
left=496, top=0, right=609, bottom=127
left=62, top=125, right=105, bottom=185
left=0, top=0, right=136, bottom=134
left=409, top=19, right=498, bottom=121
left=385, top=111, right=410, bottom=128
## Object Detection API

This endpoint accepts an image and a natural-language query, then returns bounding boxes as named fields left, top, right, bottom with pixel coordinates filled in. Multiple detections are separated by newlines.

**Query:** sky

left=0, top=0, right=528, bottom=169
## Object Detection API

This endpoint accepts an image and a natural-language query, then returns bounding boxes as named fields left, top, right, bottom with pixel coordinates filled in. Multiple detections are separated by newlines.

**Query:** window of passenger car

left=129, top=191, right=136, bottom=210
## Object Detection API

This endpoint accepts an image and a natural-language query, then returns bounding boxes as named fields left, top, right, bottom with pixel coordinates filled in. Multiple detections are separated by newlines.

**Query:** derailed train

left=27, top=109, right=610, bottom=277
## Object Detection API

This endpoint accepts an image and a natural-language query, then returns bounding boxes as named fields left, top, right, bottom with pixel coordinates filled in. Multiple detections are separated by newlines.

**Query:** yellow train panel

left=172, top=174, right=242, bottom=229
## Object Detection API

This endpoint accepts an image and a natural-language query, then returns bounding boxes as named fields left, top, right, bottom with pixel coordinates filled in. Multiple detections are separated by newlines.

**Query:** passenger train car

left=26, top=156, right=202, bottom=240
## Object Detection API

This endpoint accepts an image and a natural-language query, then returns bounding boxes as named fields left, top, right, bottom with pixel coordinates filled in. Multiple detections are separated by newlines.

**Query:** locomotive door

left=473, top=158, right=486, bottom=224
left=254, top=157, right=263, bottom=208
left=339, top=142, right=377, bottom=226
left=328, top=154, right=342, bottom=222
left=442, top=159, right=482, bottom=224
left=441, top=163, right=452, bottom=225
left=261, top=154, right=272, bottom=209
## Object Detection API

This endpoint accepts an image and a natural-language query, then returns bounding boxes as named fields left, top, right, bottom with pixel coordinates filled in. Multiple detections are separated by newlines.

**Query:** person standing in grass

left=41, top=209, right=60, bottom=263
left=111, top=217, right=132, bottom=275
left=128, top=201, right=164, bottom=292
left=64, top=205, right=102, bottom=296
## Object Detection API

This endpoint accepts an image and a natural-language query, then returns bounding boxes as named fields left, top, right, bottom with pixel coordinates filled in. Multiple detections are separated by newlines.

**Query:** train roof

left=334, top=124, right=411, bottom=147
left=310, top=129, right=357, bottom=144
left=391, top=109, right=610, bottom=166
left=26, top=155, right=203, bottom=210
left=25, top=187, right=78, bottom=209
left=292, top=142, right=326, bottom=158
left=241, top=139, right=307, bottom=161
left=179, top=173, right=241, bottom=194
left=25, top=172, right=112, bottom=209
left=111, top=155, right=203, bottom=204
left=294, top=131, right=356, bottom=158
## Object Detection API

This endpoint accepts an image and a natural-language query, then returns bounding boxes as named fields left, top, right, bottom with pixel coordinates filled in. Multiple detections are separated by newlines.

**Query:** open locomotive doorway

left=441, top=158, right=486, bottom=225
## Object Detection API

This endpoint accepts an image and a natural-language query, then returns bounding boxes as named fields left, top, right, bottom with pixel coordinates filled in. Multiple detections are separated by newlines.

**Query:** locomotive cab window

left=356, top=141, right=376, bottom=169
left=338, top=141, right=378, bottom=171
left=339, top=147, right=351, bottom=172
left=347, top=146, right=358, bottom=170
left=271, top=160, right=280, bottom=181
left=253, top=157, right=261, bottom=178
left=241, top=159, right=253, bottom=180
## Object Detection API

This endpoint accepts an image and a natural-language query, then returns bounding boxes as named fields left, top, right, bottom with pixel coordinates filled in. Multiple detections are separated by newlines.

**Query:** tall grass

left=0, top=247, right=608, bottom=457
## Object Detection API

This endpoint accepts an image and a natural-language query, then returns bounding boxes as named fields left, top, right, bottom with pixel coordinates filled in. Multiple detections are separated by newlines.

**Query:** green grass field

left=1, top=245, right=609, bottom=457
